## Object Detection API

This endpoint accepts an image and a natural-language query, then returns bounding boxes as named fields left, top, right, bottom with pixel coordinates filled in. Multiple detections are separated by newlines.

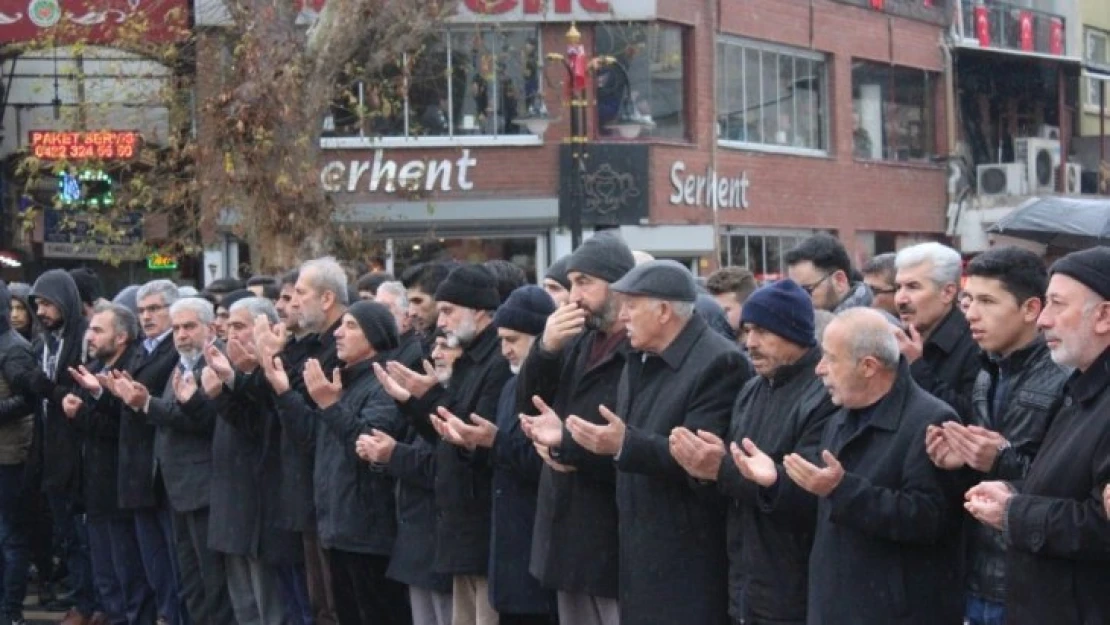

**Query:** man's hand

left=565, top=405, right=626, bottom=457
left=112, top=371, right=150, bottom=411
left=260, top=351, right=290, bottom=395
left=965, top=481, right=1015, bottom=530
left=519, top=396, right=565, bottom=448
left=535, top=443, right=577, bottom=473
left=253, top=315, right=288, bottom=357
left=669, top=427, right=725, bottom=481
left=730, top=438, right=779, bottom=487
left=200, top=367, right=223, bottom=399
left=943, top=422, right=1006, bottom=473
left=540, top=303, right=588, bottom=353
left=893, top=325, right=924, bottom=363
left=385, top=360, right=438, bottom=399
left=432, top=407, right=497, bottom=450
left=67, top=365, right=101, bottom=394
left=373, top=363, right=412, bottom=403
left=96, top=372, right=119, bottom=398
left=171, top=368, right=198, bottom=404
left=204, top=343, right=235, bottom=385
left=62, top=393, right=83, bottom=420
left=925, top=425, right=965, bottom=470
left=356, top=429, right=397, bottom=464
left=783, top=450, right=845, bottom=497
left=227, top=338, right=258, bottom=374
left=304, top=359, right=342, bottom=409
left=1103, top=484, right=1110, bottom=519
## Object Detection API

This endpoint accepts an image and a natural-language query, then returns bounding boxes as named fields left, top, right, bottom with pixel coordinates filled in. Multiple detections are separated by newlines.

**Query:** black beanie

left=1050, top=246, right=1110, bottom=301
left=494, top=285, right=556, bottom=336
left=347, top=301, right=399, bottom=352
left=434, top=264, right=501, bottom=311
left=565, top=231, right=635, bottom=284
left=544, top=255, right=572, bottom=289
left=740, top=280, right=817, bottom=348
left=69, top=268, right=103, bottom=306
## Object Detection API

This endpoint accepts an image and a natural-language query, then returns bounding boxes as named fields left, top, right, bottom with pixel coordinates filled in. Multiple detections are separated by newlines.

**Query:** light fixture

left=607, top=95, right=654, bottom=139
left=513, top=97, right=555, bottom=136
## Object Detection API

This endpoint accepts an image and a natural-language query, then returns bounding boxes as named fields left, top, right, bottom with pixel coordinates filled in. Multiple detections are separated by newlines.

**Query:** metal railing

left=960, top=1, right=1066, bottom=56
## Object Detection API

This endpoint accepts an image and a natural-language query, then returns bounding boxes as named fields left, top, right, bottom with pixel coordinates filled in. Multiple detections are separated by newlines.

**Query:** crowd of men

left=0, top=231, right=1107, bottom=625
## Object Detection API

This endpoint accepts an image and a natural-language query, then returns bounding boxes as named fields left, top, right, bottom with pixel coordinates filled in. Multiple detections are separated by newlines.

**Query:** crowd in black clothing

left=0, top=232, right=1108, bottom=625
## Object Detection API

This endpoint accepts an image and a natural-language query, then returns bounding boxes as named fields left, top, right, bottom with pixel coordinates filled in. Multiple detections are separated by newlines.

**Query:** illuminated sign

left=30, top=131, right=140, bottom=161
left=57, top=169, right=114, bottom=208
left=147, top=254, right=179, bottom=271
left=0, top=0, right=190, bottom=45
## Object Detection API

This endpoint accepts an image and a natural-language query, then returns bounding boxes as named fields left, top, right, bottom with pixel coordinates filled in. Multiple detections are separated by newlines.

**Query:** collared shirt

left=143, top=329, right=172, bottom=355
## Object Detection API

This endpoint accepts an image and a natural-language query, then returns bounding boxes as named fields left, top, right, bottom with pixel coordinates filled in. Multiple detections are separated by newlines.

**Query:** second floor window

left=594, top=23, right=687, bottom=140
left=851, top=61, right=936, bottom=162
left=328, top=26, right=542, bottom=139
left=1086, top=28, right=1110, bottom=109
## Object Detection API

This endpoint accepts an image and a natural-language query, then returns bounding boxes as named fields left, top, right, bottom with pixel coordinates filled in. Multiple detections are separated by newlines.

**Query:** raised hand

left=893, top=324, right=924, bottom=363
left=565, top=405, right=626, bottom=456
left=62, top=393, right=83, bottom=419
left=171, top=368, right=198, bottom=404
left=356, top=429, right=397, bottom=464
left=67, top=365, right=102, bottom=394
left=385, top=360, right=438, bottom=399
left=227, top=338, right=258, bottom=373
left=204, top=343, right=235, bottom=384
left=783, top=450, right=845, bottom=497
left=373, top=362, right=411, bottom=403
left=540, top=302, right=588, bottom=353
left=925, top=424, right=965, bottom=470
left=260, top=350, right=290, bottom=395
left=730, top=438, right=778, bottom=487
left=304, top=359, right=342, bottom=409
left=669, top=427, right=725, bottom=481
left=519, top=395, right=564, bottom=448
left=112, top=372, right=150, bottom=411
left=534, top=442, right=577, bottom=473
left=433, top=406, right=497, bottom=450
left=965, top=481, right=1014, bottom=530
left=253, top=315, right=288, bottom=357
left=200, top=366, right=224, bottom=399
left=943, top=422, right=1007, bottom=473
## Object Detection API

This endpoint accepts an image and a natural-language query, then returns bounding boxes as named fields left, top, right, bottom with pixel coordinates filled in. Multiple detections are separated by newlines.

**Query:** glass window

left=716, top=37, right=828, bottom=153
left=851, top=61, right=936, bottom=162
left=594, top=22, right=687, bottom=140
left=719, top=230, right=817, bottom=282
left=328, top=27, right=541, bottom=139
left=1086, top=28, right=1110, bottom=109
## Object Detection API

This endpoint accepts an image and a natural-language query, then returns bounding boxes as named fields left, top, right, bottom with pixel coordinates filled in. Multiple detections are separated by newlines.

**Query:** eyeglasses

left=137, top=304, right=167, bottom=315
left=799, top=274, right=831, bottom=295
left=868, top=285, right=898, bottom=296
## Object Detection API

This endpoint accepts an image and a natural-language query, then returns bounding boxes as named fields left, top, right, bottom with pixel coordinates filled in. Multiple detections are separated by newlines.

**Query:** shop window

left=1085, top=28, right=1110, bottom=109
left=328, top=27, right=542, bottom=139
left=719, top=229, right=817, bottom=282
left=594, top=23, right=687, bottom=140
left=851, top=61, right=936, bottom=162
left=716, top=37, right=828, bottom=154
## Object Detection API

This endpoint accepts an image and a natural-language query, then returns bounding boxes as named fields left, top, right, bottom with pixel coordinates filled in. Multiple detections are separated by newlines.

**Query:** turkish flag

left=1019, top=11, right=1033, bottom=51
left=870, top=0, right=884, bottom=9
left=1049, top=17, right=1064, bottom=55
left=975, top=5, right=990, bottom=47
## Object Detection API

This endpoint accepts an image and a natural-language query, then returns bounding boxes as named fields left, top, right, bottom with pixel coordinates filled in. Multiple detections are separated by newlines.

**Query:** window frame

left=715, top=35, right=830, bottom=158
left=850, top=60, right=937, bottom=164
left=1084, top=27, right=1110, bottom=113
left=322, top=25, right=545, bottom=149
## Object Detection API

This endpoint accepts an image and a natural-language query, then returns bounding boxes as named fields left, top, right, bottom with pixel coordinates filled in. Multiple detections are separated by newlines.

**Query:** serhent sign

left=321, top=149, right=478, bottom=194
left=669, top=161, right=750, bottom=210
left=454, top=0, right=657, bottom=21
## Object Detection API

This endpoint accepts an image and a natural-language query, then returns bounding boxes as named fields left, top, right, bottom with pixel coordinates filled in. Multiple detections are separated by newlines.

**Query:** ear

left=320, top=289, right=336, bottom=310
left=1092, top=301, right=1110, bottom=335
left=1019, top=297, right=1043, bottom=325
left=939, top=281, right=960, bottom=306
left=832, top=270, right=850, bottom=294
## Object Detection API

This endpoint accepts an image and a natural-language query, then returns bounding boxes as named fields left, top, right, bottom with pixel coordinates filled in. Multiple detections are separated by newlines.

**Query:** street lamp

left=546, top=23, right=593, bottom=249
left=596, top=55, right=655, bottom=139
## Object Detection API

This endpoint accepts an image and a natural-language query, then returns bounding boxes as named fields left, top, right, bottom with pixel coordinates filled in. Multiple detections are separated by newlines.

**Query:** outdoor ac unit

left=1065, top=163, right=1082, bottom=194
left=1037, top=125, right=1061, bottom=140
left=977, top=163, right=1027, bottom=197
left=1015, top=138, right=1061, bottom=193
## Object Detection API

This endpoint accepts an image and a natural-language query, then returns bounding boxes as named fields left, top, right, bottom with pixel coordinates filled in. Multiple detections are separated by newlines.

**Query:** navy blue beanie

left=740, top=280, right=816, bottom=348
left=494, top=285, right=556, bottom=336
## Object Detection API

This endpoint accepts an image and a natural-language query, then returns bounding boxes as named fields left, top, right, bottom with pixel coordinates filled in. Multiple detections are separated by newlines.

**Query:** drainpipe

left=708, top=0, right=721, bottom=270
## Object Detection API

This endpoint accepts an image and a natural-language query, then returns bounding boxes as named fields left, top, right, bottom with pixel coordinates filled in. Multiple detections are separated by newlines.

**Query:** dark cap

left=543, top=255, right=572, bottom=289
left=494, top=285, right=556, bottom=336
left=1050, top=246, right=1110, bottom=301
left=434, top=264, right=501, bottom=311
left=610, top=260, right=697, bottom=303
left=347, top=301, right=400, bottom=352
left=565, top=231, right=635, bottom=284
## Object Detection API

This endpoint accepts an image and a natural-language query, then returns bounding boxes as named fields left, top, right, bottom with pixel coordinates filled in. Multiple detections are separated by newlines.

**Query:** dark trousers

left=277, top=562, right=314, bottom=625
left=303, top=530, right=336, bottom=625
left=47, top=492, right=95, bottom=616
left=89, top=516, right=157, bottom=625
left=502, top=615, right=556, bottom=625
left=172, top=508, right=234, bottom=625
left=326, top=550, right=409, bottom=625
left=0, top=464, right=28, bottom=618
left=134, top=506, right=183, bottom=625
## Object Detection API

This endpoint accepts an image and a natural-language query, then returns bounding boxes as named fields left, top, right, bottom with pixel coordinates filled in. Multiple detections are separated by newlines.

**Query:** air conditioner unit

left=1065, top=163, right=1082, bottom=194
left=1014, top=138, right=1061, bottom=193
left=1037, top=125, right=1061, bottom=140
left=977, top=163, right=1027, bottom=197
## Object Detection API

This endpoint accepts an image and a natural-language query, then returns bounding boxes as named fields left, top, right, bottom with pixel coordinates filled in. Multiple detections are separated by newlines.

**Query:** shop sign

left=455, top=0, right=656, bottom=21
left=147, top=253, right=178, bottom=271
left=320, top=149, right=478, bottom=194
left=29, top=130, right=141, bottom=161
left=0, top=0, right=189, bottom=44
left=669, top=161, right=750, bottom=210
left=559, top=144, right=649, bottom=227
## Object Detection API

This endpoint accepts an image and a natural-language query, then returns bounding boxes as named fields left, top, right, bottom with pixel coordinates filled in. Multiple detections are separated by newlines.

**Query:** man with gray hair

left=779, top=308, right=964, bottom=623
left=376, top=281, right=423, bottom=370
left=558, top=260, right=752, bottom=625
left=893, top=242, right=980, bottom=417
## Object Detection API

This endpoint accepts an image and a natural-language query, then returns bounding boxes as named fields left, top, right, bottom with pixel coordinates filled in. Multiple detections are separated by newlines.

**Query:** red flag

left=567, top=44, right=588, bottom=93
left=975, top=5, right=990, bottom=47
left=870, top=0, right=884, bottom=9
left=1019, top=11, right=1033, bottom=51
left=1049, top=17, right=1064, bottom=55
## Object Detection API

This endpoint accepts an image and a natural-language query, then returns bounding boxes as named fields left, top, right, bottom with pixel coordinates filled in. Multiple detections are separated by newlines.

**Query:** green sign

left=147, top=254, right=178, bottom=271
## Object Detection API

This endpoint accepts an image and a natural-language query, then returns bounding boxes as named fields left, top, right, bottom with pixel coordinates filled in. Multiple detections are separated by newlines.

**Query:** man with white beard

left=433, top=285, right=557, bottom=624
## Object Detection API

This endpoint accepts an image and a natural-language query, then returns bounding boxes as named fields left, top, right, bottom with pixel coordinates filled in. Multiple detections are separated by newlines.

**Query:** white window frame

left=1085, top=28, right=1110, bottom=113
left=715, top=35, right=830, bottom=158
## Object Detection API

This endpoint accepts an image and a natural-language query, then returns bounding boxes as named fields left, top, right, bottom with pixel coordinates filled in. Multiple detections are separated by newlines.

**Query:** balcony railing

left=960, top=1, right=1066, bottom=56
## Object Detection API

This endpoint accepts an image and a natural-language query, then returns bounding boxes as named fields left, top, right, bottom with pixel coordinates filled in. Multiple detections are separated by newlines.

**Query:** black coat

left=146, top=357, right=220, bottom=514
left=1004, top=347, right=1110, bottom=625
left=486, top=376, right=554, bottom=615
left=515, top=328, right=628, bottom=598
left=117, top=336, right=178, bottom=510
left=909, top=306, right=980, bottom=419
left=801, top=360, right=964, bottom=625
left=208, top=370, right=300, bottom=564
left=717, top=347, right=835, bottom=623
left=277, top=357, right=407, bottom=555
left=400, top=322, right=511, bottom=575
left=26, top=269, right=88, bottom=497
left=964, top=337, right=1067, bottom=604
left=391, top=330, right=426, bottom=371
left=386, top=432, right=451, bottom=593
left=613, top=315, right=751, bottom=625
left=0, top=317, right=37, bottom=466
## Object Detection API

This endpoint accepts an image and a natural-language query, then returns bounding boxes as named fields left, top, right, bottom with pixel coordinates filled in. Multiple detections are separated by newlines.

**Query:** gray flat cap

left=610, top=260, right=697, bottom=303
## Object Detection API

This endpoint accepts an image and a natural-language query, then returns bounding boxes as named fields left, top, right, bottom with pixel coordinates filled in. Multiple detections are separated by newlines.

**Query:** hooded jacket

left=8, top=282, right=41, bottom=342
left=0, top=281, right=37, bottom=465
left=26, top=270, right=88, bottom=495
